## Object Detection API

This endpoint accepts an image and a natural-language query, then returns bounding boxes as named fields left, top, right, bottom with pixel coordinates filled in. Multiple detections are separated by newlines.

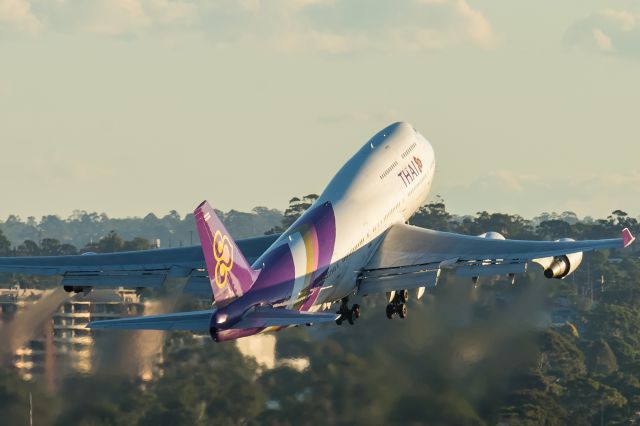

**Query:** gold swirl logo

left=413, top=156, right=423, bottom=172
left=213, top=230, right=234, bottom=289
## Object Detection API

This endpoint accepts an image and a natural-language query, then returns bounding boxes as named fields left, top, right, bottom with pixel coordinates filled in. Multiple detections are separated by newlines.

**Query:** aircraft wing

left=87, top=306, right=337, bottom=331
left=0, top=234, right=279, bottom=296
left=87, top=309, right=216, bottom=331
left=232, top=306, right=338, bottom=328
left=358, top=224, right=634, bottom=295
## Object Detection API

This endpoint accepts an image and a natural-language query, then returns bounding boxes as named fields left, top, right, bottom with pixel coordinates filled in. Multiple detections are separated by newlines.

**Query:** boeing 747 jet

left=0, top=122, right=634, bottom=341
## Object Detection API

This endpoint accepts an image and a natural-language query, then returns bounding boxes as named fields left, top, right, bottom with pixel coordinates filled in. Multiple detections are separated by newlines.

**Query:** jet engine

left=535, top=238, right=583, bottom=279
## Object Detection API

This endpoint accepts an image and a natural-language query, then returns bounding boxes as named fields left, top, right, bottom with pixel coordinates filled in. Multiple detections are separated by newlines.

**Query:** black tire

left=386, top=304, right=395, bottom=319
left=352, top=304, right=360, bottom=319
left=336, top=317, right=343, bottom=326
left=399, top=289, right=409, bottom=303
left=398, top=303, right=407, bottom=319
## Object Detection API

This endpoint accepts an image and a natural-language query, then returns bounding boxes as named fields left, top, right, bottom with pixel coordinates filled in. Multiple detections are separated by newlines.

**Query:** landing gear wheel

left=398, top=303, right=407, bottom=319
left=347, top=310, right=355, bottom=325
left=386, top=304, right=395, bottom=319
left=352, top=304, right=360, bottom=319
left=335, top=296, right=361, bottom=326
left=398, top=289, right=409, bottom=303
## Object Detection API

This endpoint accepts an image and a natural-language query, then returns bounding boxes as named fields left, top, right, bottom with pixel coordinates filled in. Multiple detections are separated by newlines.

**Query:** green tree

left=54, top=375, right=145, bottom=426
left=39, top=238, right=77, bottom=256
left=410, top=196, right=452, bottom=231
left=266, top=194, right=319, bottom=234
left=536, top=330, right=586, bottom=382
left=0, top=370, right=57, bottom=426
left=140, top=334, right=266, bottom=426
left=499, top=389, right=568, bottom=425
left=122, top=237, right=153, bottom=251
left=0, top=228, right=10, bottom=256
left=83, top=230, right=124, bottom=253
left=537, top=219, right=574, bottom=240
left=563, top=378, right=626, bottom=424
left=15, top=240, right=40, bottom=256
left=587, top=339, right=619, bottom=376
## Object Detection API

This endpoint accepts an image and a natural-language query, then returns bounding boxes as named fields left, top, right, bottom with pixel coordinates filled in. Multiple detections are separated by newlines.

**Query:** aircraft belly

left=321, top=243, right=379, bottom=303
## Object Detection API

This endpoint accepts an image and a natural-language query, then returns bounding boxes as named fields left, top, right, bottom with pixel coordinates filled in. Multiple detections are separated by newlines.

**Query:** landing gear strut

left=386, top=289, right=408, bottom=319
left=336, top=297, right=360, bottom=326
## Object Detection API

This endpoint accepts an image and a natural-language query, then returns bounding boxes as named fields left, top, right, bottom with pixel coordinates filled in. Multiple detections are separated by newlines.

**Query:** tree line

left=0, top=198, right=640, bottom=424
left=0, top=207, right=283, bottom=250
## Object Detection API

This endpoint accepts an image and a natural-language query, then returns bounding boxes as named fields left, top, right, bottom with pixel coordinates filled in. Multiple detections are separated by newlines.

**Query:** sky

left=1, top=0, right=639, bottom=220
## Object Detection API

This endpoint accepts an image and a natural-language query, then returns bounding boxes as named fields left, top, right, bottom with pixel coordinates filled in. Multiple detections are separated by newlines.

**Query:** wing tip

left=86, top=320, right=114, bottom=329
left=622, top=228, right=635, bottom=248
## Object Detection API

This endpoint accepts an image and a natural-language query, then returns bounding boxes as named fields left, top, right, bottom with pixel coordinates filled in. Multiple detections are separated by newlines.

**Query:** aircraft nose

left=370, top=122, right=415, bottom=147
left=381, top=121, right=413, bottom=135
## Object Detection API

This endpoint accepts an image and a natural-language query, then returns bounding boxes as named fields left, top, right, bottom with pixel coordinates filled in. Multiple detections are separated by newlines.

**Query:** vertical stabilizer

left=194, top=201, right=258, bottom=305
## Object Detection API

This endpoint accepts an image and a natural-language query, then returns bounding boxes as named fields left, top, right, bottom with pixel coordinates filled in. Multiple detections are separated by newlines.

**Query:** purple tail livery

left=194, top=201, right=258, bottom=306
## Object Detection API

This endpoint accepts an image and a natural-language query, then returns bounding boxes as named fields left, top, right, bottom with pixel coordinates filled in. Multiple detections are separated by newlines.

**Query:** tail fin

left=194, top=201, right=258, bottom=306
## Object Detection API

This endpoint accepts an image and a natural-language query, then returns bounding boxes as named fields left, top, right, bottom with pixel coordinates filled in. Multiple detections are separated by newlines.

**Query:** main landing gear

left=336, top=297, right=360, bottom=326
left=386, top=289, right=408, bottom=320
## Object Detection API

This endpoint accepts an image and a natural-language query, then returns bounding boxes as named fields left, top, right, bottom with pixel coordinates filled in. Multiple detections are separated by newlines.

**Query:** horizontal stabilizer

left=233, top=306, right=338, bottom=329
left=87, top=309, right=215, bottom=331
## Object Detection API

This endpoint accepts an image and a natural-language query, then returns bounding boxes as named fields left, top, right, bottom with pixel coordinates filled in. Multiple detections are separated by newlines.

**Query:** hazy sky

left=1, top=0, right=639, bottom=220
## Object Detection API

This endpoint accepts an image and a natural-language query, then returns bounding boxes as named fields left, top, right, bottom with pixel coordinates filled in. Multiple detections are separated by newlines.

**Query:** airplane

left=0, top=122, right=634, bottom=342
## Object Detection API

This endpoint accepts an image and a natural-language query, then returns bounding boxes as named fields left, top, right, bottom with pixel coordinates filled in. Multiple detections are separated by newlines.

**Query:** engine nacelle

left=540, top=238, right=583, bottom=279
left=477, top=231, right=506, bottom=240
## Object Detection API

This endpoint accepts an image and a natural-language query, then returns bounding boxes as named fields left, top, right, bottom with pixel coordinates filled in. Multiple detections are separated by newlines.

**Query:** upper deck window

left=401, top=142, right=417, bottom=159
left=379, top=160, right=399, bottom=180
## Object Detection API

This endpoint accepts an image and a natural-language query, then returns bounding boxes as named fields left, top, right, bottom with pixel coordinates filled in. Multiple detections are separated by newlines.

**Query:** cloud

left=80, top=0, right=151, bottom=35
left=323, top=0, right=498, bottom=51
left=452, top=0, right=497, bottom=48
left=25, top=0, right=197, bottom=36
left=592, top=28, right=613, bottom=51
left=269, top=30, right=364, bottom=54
left=148, top=0, right=197, bottom=25
left=265, top=0, right=499, bottom=53
left=0, top=0, right=42, bottom=35
left=2, top=0, right=498, bottom=53
left=565, top=9, right=640, bottom=57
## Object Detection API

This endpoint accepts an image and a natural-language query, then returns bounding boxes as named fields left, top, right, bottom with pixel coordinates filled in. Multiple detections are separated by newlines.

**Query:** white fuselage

left=268, top=122, right=435, bottom=309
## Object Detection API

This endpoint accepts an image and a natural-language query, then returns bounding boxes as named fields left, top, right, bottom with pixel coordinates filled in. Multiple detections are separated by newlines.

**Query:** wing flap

left=61, top=272, right=167, bottom=287
left=358, top=267, right=440, bottom=295
left=232, top=306, right=338, bottom=328
left=87, top=309, right=216, bottom=331
left=454, top=261, right=527, bottom=277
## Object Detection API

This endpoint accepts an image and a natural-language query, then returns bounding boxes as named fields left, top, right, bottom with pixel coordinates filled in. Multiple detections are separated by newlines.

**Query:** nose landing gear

left=386, top=289, right=408, bottom=319
left=336, top=297, right=360, bottom=325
